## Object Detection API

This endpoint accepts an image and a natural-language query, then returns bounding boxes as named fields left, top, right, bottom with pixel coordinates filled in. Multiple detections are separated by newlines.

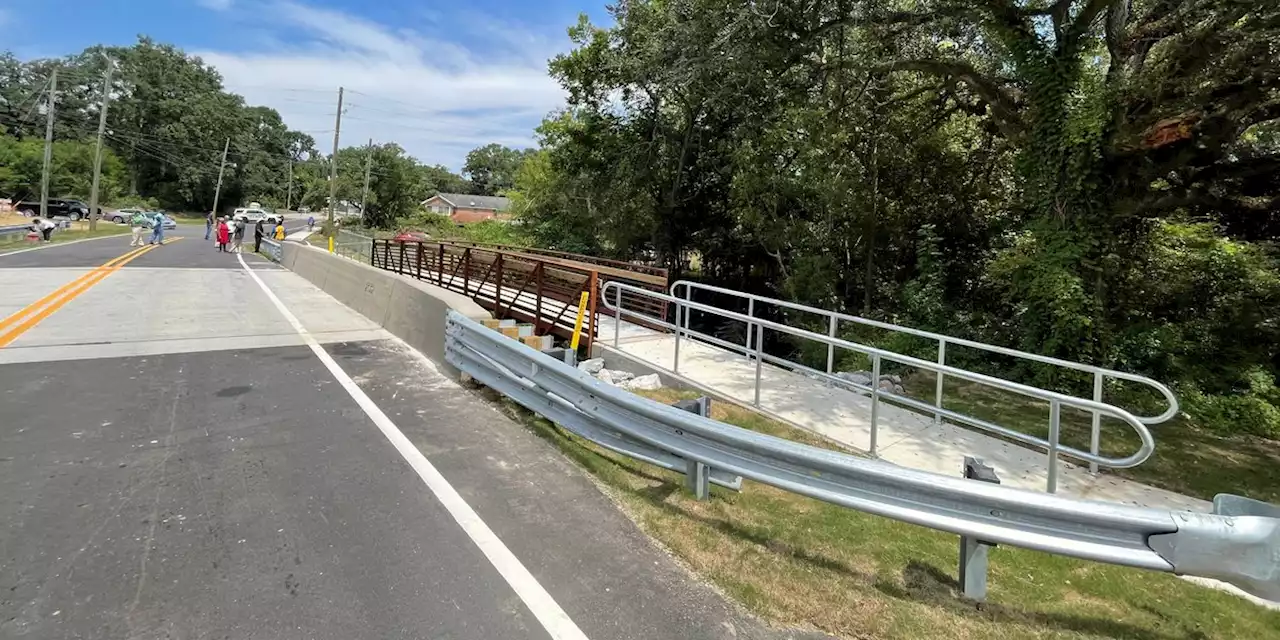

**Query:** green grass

left=898, top=375, right=1280, bottom=505
left=497, top=387, right=1280, bottom=640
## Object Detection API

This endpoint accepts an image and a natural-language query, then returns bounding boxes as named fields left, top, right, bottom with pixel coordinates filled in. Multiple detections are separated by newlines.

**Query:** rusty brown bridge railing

left=369, top=239, right=668, bottom=352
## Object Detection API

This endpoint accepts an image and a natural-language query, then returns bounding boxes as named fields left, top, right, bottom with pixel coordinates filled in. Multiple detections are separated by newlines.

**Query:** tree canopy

left=510, top=0, right=1280, bottom=436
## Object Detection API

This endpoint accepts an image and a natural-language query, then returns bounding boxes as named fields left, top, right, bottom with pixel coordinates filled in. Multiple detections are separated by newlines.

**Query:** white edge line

left=235, top=252, right=590, bottom=640
left=0, top=231, right=132, bottom=258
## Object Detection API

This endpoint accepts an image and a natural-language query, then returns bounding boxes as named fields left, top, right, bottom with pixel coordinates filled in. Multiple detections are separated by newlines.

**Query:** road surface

left=0, top=228, right=823, bottom=640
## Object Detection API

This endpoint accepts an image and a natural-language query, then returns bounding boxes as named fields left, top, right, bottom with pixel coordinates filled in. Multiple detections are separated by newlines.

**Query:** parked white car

left=232, top=207, right=281, bottom=225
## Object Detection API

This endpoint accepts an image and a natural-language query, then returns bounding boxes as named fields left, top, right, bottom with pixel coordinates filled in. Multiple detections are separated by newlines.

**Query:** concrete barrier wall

left=281, top=243, right=489, bottom=367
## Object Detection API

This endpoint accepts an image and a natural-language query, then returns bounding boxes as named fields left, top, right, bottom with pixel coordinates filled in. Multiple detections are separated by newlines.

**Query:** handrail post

left=614, top=286, right=623, bottom=348
left=673, top=294, right=683, bottom=374
left=745, top=297, right=755, bottom=363
left=437, top=243, right=445, bottom=285
left=534, top=263, right=544, bottom=333
left=753, top=323, right=764, bottom=407
left=826, top=316, right=837, bottom=373
left=463, top=248, right=471, bottom=295
left=1090, top=372, right=1103, bottom=475
left=935, top=339, right=947, bottom=426
left=495, top=253, right=504, bottom=315
left=1048, top=399, right=1062, bottom=493
left=586, top=270, right=599, bottom=353
left=870, top=354, right=881, bottom=457
left=415, top=242, right=423, bottom=279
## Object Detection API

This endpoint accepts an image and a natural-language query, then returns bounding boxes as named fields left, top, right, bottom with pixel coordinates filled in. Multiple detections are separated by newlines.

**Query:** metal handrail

left=444, top=310, right=1280, bottom=602
left=603, top=281, right=1159, bottom=492
left=669, top=279, right=1179, bottom=476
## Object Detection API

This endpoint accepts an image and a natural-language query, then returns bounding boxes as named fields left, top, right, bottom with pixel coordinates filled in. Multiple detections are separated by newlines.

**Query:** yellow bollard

left=328, top=236, right=334, bottom=253
left=570, top=291, right=589, bottom=351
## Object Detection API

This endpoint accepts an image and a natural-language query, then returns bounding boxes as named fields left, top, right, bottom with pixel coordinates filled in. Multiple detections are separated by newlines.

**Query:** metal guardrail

left=670, top=281, right=1177, bottom=475
left=444, top=309, right=1280, bottom=602
left=604, top=282, right=1163, bottom=493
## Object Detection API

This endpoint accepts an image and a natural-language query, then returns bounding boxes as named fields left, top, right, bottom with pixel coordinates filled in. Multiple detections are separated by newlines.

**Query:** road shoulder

left=324, top=337, right=832, bottom=640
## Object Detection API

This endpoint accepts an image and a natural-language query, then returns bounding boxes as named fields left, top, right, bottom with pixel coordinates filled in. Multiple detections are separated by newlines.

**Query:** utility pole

left=38, top=68, right=58, bottom=221
left=360, top=138, right=373, bottom=225
left=328, top=86, right=344, bottom=225
left=211, top=138, right=230, bottom=218
left=88, top=58, right=115, bottom=231
left=285, top=159, right=293, bottom=212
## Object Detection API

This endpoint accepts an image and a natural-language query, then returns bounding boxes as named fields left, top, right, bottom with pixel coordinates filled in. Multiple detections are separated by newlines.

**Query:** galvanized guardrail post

left=959, top=456, right=1000, bottom=602
left=673, top=396, right=713, bottom=500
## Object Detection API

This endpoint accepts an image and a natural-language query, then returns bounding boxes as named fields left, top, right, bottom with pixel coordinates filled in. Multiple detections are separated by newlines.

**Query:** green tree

left=462, top=143, right=532, bottom=195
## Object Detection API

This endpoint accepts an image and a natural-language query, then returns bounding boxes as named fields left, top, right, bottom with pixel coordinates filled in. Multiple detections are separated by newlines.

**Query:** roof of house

left=427, top=193, right=512, bottom=211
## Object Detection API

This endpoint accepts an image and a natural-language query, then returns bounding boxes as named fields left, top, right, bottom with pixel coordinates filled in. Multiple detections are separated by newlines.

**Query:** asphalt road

left=0, top=233, right=825, bottom=640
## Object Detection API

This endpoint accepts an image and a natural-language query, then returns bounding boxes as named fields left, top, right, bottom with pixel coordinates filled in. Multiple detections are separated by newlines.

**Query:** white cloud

left=196, top=0, right=234, bottom=11
left=194, top=0, right=569, bottom=170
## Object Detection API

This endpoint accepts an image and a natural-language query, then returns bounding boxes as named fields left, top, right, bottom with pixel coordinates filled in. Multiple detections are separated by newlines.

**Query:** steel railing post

left=463, top=249, right=471, bottom=295
left=753, top=323, right=764, bottom=407
left=495, top=254, right=504, bottom=315
left=1048, top=399, right=1062, bottom=493
left=535, top=263, right=544, bottom=333
left=935, top=339, right=947, bottom=426
left=415, top=242, right=423, bottom=279
left=673, top=295, right=683, bottom=374
left=959, top=456, right=1000, bottom=602
left=870, top=354, right=881, bottom=457
left=369, top=238, right=375, bottom=266
left=826, top=315, right=837, bottom=373
left=1090, top=372, right=1103, bottom=475
left=745, top=297, right=754, bottom=363
left=587, top=270, right=599, bottom=353
left=438, top=243, right=445, bottom=285
left=614, top=286, right=623, bottom=348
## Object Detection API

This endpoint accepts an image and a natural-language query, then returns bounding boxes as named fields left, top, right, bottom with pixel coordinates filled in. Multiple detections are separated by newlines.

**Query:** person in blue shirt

left=148, top=212, right=166, bottom=245
left=307, top=215, right=315, bottom=231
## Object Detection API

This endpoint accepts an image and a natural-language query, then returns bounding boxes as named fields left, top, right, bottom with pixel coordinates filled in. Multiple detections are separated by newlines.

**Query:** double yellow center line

left=0, top=239, right=181, bottom=348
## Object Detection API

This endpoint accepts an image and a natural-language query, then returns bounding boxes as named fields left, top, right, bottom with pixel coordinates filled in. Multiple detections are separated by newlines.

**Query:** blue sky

left=0, top=0, right=613, bottom=170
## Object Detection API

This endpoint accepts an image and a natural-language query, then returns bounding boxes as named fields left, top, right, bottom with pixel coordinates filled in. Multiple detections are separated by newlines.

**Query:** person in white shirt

left=30, top=217, right=57, bottom=242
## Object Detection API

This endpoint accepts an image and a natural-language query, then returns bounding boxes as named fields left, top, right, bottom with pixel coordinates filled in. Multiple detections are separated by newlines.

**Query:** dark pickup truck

left=12, top=198, right=93, bottom=221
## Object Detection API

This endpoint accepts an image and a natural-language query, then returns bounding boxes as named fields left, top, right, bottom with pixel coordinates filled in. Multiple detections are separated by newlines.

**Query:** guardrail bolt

left=672, top=396, right=713, bottom=501
left=959, top=456, right=1000, bottom=604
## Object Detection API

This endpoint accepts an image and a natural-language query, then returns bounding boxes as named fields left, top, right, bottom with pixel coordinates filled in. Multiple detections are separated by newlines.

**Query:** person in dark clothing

left=254, top=219, right=265, bottom=253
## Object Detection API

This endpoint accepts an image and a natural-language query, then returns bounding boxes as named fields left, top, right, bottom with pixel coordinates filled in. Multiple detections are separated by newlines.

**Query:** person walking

left=148, top=212, right=166, bottom=245
left=231, top=218, right=245, bottom=254
left=216, top=217, right=230, bottom=252
left=129, top=209, right=149, bottom=246
left=273, top=220, right=286, bottom=241
left=254, top=219, right=265, bottom=253
left=307, top=215, right=315, bottom=231
left=205, top=210, right=214, bottom=241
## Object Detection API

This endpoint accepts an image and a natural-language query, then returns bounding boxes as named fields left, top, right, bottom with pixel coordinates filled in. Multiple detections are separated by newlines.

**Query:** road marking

left=0, top=239, right=182, bottom=348
left=0, top=244, right=152, bottom=334
left=236, top=252, right=590, bottom=640
left=0, top=232, right=132, bottom=258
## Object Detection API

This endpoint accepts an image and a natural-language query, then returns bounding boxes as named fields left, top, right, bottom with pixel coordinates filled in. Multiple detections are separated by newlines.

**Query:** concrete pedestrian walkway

left=595, top=315, right=1208, bottom=512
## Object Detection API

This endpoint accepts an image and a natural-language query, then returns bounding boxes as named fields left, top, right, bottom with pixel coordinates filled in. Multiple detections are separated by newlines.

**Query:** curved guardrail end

left=1148, top=499, right=1280, bottom=602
